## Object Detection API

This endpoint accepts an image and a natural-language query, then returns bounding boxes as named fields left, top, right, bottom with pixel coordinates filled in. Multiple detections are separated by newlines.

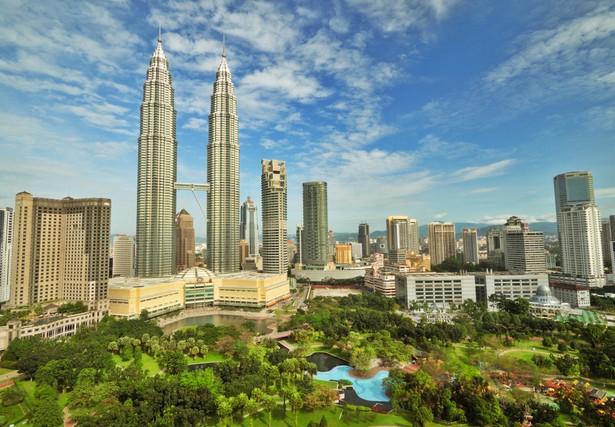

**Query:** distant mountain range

left=302, top=222, right=559, bottom=243
left=195, top=221, right=560, bottom=243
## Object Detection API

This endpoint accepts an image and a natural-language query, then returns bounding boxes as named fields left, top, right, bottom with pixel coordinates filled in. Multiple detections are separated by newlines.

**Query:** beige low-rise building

left=0, top=308, right=108, bottom=351
left=214, top=272, right=290, bottom=307
left=109, top=277, right=186, bottom=319
left=108, top=268, right=291, bottom=316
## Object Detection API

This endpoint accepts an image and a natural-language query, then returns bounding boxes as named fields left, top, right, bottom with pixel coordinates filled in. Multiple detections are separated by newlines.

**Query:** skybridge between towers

left=174, top=182, right=209, bottom=220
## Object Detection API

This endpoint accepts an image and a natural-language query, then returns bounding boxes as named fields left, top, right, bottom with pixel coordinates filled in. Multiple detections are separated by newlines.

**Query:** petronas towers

left=207, top=51, right=240, bottom=274
left=136, top=35, right=177, bottom=277
left=136, top=35, right=239, bottom=276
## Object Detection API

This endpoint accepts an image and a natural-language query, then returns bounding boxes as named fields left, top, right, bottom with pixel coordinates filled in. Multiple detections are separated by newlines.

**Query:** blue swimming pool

left=315, top=365, right=390, bottom=402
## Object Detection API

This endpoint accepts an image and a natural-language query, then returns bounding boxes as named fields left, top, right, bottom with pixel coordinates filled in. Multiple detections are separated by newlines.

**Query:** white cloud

left=469, top=187, right=497, bottom=194
left=418, top=134, right=478, bottom=159
left=184, top=118, right=208, bottom=130
left=452, top=159, right=515, bottom=181
left=596, top=187, right=615, bottom=198
left=346, top=0, right=460, bottom=34
left=485, top=8, right=615, bottom=87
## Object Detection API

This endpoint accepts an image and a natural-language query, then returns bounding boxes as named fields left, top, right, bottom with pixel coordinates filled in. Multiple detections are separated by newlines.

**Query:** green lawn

left=314, top=379, right=339, bottom=389
left=187, top=351, right=228, bottom=364
left=0, top=367, right=15, bottom=376
left=113, top=353, right=161, bottom=375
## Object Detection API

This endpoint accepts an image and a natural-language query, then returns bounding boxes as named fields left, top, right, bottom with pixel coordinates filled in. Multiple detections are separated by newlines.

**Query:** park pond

left=307, top=352, right=390, bottom=402
left=162, top=313, right=274, bottom=335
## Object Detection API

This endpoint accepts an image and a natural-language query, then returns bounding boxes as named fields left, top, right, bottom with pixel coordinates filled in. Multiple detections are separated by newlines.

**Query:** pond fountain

left=307, top=352, right=390, bottom=403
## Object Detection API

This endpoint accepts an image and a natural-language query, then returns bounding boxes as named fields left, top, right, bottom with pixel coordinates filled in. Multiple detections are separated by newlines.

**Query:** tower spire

left=158, top=18, right=162, bottom=43
left=222, top=35, right=226, bottom=58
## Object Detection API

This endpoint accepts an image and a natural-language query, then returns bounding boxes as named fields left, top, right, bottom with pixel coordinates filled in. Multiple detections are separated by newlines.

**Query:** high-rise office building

left=261, top=160, right=288, bottom=274
left=136, top=34, right=177, bottom=277
left=207, top=49, right=240, bottom=274
left=428, top=222, right=456, bottom=266
left=487, top=227, right=503, bottom=253
left=302, top=182, right=328, bottom=267
left=295, top=224, right=304, bottom=265
left=358, top=223, right=370, bottom=258
left=610, top=215, right=615, bottom=274
left=503, top=217, right=545, bottom=274
left=554, top=172, right=604, bottom=287
left=387, top=216, right=411, bottom=264
left=10, top=192, right=111, bottom=307
left=0, top=207, right=13, bottom=302
left=240, top=197, right=259, bottom=257
left=112, top=235, right=136, bottom=278
left=601, top=220, right=612, bottom=265
left=176, top=209, right=196, bottom=272
left=462, top=228, right=479, bottom=264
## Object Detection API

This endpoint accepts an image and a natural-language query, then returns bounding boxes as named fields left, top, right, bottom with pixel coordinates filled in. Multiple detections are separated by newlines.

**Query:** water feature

left=315, top=365, right=390, bottom=402
left=306, top=352, right=348, bottom=371
left=308, top=352, right=390, bottom=402
left=162, top=313, right=274, bottom=335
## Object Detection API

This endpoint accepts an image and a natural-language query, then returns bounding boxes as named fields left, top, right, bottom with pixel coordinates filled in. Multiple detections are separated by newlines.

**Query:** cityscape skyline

left=1, top=1, right=615, bottom=236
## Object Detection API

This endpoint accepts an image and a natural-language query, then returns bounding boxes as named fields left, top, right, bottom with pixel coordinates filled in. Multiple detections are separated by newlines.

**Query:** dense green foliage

left=57, top=301, right=88, bottom=314
left=2, top=291, right=614, bottom=426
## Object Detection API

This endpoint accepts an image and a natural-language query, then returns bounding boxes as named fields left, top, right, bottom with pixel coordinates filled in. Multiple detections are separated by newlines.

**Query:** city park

left=0, top=286, right=614, bottom=426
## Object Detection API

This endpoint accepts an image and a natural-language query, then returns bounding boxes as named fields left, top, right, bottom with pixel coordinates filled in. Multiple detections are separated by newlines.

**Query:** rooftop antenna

left=222, top=34, right=226, bottom=57
left=158, top=18, right=162, bottom=42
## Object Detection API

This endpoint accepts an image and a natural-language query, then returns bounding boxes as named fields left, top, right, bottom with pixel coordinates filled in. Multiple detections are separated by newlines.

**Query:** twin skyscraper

left=136, top=34, right=242, bottom=277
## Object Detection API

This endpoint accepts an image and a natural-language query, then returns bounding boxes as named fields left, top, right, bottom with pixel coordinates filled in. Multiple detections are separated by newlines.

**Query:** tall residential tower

left=261, top=160, right=288, bottom=274
left=207, top=49, right=240, bottom=274
left=386, top=216, right=419, bottom=265
left=10, top=192, right=111, bottom=307
left=553, top=172, right=604, bottom=287
left=136, top=34, right=177, bottom=277
left=0, top=207, right=13, bottom=302
left=428, top=222, right=456, bottom=266
left=462, top=228, right=479, bottom=264
left=302, top=182, right=328, bottom=268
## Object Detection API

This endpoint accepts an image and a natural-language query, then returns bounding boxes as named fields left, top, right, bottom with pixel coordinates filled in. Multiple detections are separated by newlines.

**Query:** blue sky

left=1, top=0, right=614, bottom=236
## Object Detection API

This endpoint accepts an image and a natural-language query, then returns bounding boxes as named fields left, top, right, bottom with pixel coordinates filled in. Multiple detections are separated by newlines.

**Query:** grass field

left=186, top=351, right=228, bottom=364
left=0, top=367, right=15, bottom=376
left=314, top=379, right=339, bottom=389
left=113, top=353, right=160, bottom=375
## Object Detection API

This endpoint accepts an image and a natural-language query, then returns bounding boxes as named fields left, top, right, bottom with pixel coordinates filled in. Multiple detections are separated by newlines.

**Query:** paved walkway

left=0, top=370, right=22, bottom=383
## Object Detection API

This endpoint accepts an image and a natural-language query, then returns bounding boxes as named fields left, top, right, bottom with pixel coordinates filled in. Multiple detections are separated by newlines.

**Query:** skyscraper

left=136, top=34, right=177, bottom=277
left=10, top=192, right=111, bottom=307
left=358, top=223, right=370, bottom=258
left=302, top=182, right=328, bottom=267
left=601, top=220, right=612, bottom=266
left=462, top=228, right=479, bottom=264
left=261, top=160, right=288, bottom=274
left=428, top=222, right=456, bottom=266
left=0, top=207, right=13, bottom=303
left=503, top=217, right=545, bottom=274
left=554, top=172, right=604, bottom=287
left=112, top=235, right=136, bottom=278
left=487, top=227, right=504, bottom=253
left=207, top=49, right=240, bottom=274
left=176, top=209, right=196, bottom=272
left=295, top=224, right=304, bottom=265
left=610, top=215, right=615, bottom=274
left=386, top=216, right=410, bottom=264
left=240, top=197, right=259, bottom=257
